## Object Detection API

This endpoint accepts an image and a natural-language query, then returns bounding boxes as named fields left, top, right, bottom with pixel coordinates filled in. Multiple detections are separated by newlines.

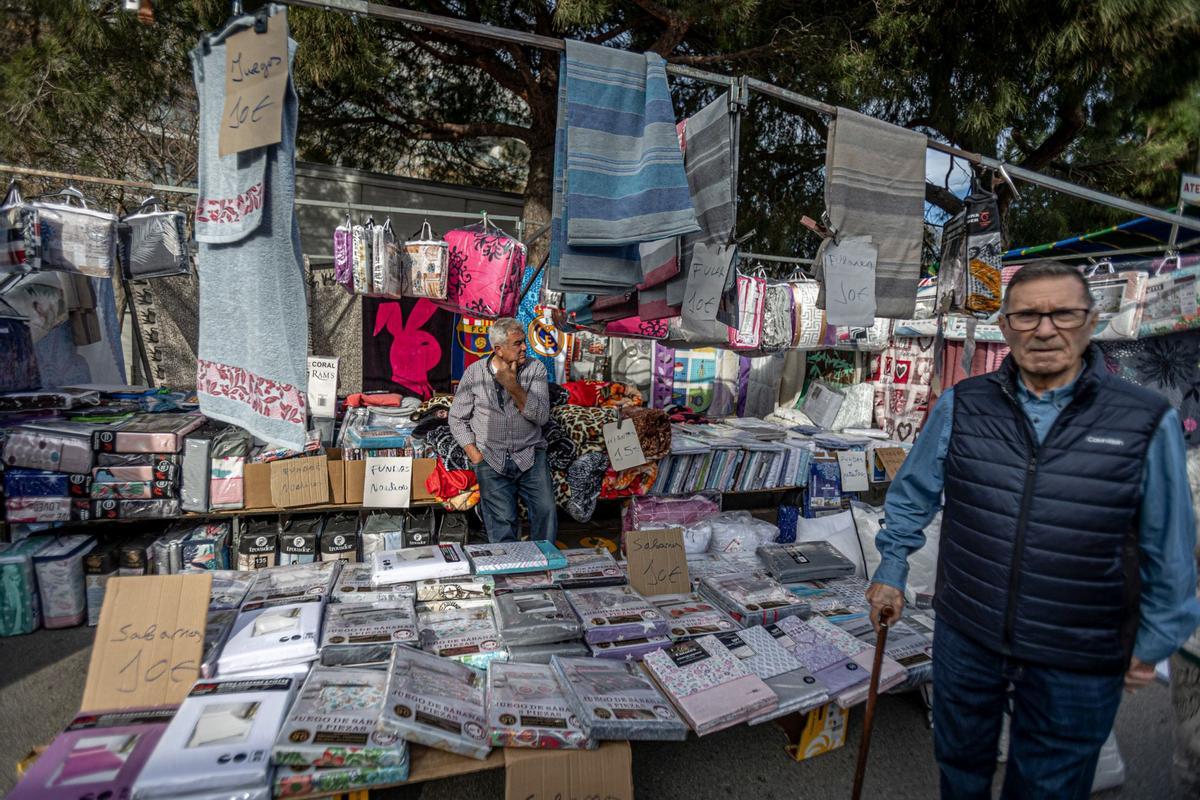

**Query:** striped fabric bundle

left=816, top=108, right=926, bottom=318
left=549, top=40, right=698, bottom=295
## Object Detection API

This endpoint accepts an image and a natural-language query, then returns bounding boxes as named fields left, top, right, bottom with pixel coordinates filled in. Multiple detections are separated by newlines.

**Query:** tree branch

left=926, top=181, right=964, bottom=215
left=1018, top=102, right=1086, bottom=172
left=667, top=39, right=781, bottom=66
left=412, top=119, right=532, bottom=141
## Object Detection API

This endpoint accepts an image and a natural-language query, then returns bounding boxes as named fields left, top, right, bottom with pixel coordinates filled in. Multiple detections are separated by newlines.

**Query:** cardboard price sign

left=219, top=15, right=288, bottom=156
left=874, top=447, right=908, bottom=480
left=81, top=574, right=211, bottom=712
left=603, top=419, right=647, bottom=471
left=270, top=455, right=329, bottom=507
left=364, top=456, right=413, bottom=508
left=626, top=528, right=690, bottom=596
left=682, top=243, right=733, bottom=325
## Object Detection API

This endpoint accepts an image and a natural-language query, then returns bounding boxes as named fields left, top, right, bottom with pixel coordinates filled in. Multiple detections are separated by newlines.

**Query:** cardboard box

left=243, top=461, right=274, bottom=510
left=784, top=702, right=848, bottom=761
left=412, top=457, right=437, bottom=503
left=406, top=745, right=506, bottom=785
left=505, top=741, right=633, bottom=800
left=326, top=448, right=365, bottom=506
left=80, top=574, right=211, bottom=712
left=271, top=455, right=330, bottom=508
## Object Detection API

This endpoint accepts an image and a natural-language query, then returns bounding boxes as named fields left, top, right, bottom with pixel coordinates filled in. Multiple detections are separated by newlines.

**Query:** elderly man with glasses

left=449, top=317, right=556, bottom=543
left=866, top=260, right=1200, bottom=799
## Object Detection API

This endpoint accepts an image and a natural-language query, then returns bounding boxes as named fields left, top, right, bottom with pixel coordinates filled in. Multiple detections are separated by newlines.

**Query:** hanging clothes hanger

left=1083, top=258, right=1116, bottom=278
left=32, top=185, right=93, bottom=208
left=203, top=0, right=270, bottom=54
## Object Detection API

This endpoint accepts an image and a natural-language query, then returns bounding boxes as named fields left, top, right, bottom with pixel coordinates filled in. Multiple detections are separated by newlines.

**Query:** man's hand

left=464, top=444, right=485, bottom=466
left=1124, top=656, right=1156, bottom=692
left=865, top=582, right=905, bottom=633
left=493, top=357, right=520, bottom=392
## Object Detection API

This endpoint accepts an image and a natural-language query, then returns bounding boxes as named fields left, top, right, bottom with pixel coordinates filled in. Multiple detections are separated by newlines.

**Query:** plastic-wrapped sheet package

left=278, top=516, right=323, bottom=566
left=464, top=541, right=568, bottom=575
left=486, top=661, right=594, bottom=749
left=93, top=411, right=206, bottom=454
left=6, top=497, right=88, bottom=523
left=588, top=635, right=672, bottom=661
left=494, top=589, right=582, bottom=646
left=6, top=707, right=174, bottom=800
left=84, top=542, right=118, bottom=626
left=332, top=564, right=416, bottom=604
left=92, top=499, right=181, bottom=519
left=551, top=655, right=689, bottom=741
left=379, top=645, right=492, bottom=760
left=769, top=615, right=868, bottom=699
left=416, top=598, right=496, bottom=614
left=418, top=606, right=507, bottom=669
left=33, top=534, right=94, bottom=628
left=208, top=570, right=257, bottom=610
left=622, top=491, right=721, bottom=534
left=3, top=422, right=97, bottom=472
left=507, top=640, right=590, bottom=664
left=371, top=544, right=470, bottom=584
left=550, top=547, right=625, bottom=589
left=705, top=511, right=779, bottom=554
left=243, top=561, right=340, bottom=608
left=273, top=666, right=407, bottom=767
left=133, top=677, right=297, bottom=800
left=415, top=575, right=495, bottom=604
left=566, top=586, right=671, bottom=644
left=493, top=572, right=556, bottom=594
left=756, top=541, right=857, bottom=583
left=180, top=421, right=226, bottom=512
left=684, top=552, right=766, bottom=580
left=698, top=572, right=810, bottom=626
left=785, top=575, right=871, bottom=623
left=218, top=598, right=324, bottom=675
left=320, top=643, right=395, bottom=670
left=802, top=615, right=907, bottom=707
left=359, top=511, right=405, bottom=561
left=642, top=635, right=776, bottom=736
left=152, top=527, right=192, bottom=575
left=200, top=608, right=237, bottom=678
left=714, top=626, right=829, bottom=724
left=838, top=615, right=933, bottom=689
left=322, top=600, right=418, bottom=648
left=652, top=593, right=740, bottom=640
left=273, top=761, right=409, bottom=798
left=3, top=468, right=90, bottom=497
left=0, top=537, right=50, bottom=635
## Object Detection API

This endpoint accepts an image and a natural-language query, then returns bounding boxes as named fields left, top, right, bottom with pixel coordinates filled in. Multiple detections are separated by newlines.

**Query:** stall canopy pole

left=277, top=0, right=1200, bottom=235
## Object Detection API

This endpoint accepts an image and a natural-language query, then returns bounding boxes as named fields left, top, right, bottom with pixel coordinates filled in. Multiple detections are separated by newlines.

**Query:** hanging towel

left=192, top=6, right=309, bottom=449
left=549, top=41, right=698, bottom=293
left=817, top=108, right=926, bottom=319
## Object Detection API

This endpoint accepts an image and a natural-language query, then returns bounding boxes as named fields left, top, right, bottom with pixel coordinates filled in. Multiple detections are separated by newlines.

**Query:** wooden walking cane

left=851, top=607, right=894, bottom=800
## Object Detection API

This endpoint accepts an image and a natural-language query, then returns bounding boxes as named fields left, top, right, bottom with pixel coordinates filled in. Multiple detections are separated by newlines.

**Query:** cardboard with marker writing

left=81, top=574, right=211, bottom=712
left=219, top=16, right=289, bottom=157
left=626, top=528, right=690, bottom=597
left=270, top=455, right=329, bottom=508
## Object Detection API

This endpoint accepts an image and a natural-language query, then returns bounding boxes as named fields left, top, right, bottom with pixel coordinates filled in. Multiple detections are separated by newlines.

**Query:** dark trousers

left=474, top=449, right=558, bottom=543
left=933, top=621, right=1123, bottom=800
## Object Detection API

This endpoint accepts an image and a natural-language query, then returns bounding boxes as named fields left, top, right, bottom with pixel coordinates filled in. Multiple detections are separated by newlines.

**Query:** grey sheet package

left=322, top=600, right=418, bottom=648
left=332, top=563, right=416, bottom=604
left=417, top=606, right=507, bottom=670
left=242, top=560, right=341, bottom=608
left=379, top=645, right=492, bottom=760
left=273, top=666, right=407, bottom=767
left=652, top=593, right=740, bottom=640
left=550, top=547, right=625, bottom=589
left=494, top=589, right=582, bottom=646
left=506, top=640, right=590, bottom=664
left=320, top=643, right=395, bottom=669
left=756, top=541, right=857, bottom=583
left=180, top=421, right=229, bottom=512
left=699, top=572, right=810, bottom=626
left=486, top=661, right=594, bottom=749
left=207, top=570, right=257, bottom=611
left=551, top=655, right=689, bottom=741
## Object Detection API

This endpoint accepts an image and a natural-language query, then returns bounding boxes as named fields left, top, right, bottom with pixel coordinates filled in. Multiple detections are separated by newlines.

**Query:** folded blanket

left=550, top=41, right=698, bottom=293
left=816, top=108, right=927, bottom=319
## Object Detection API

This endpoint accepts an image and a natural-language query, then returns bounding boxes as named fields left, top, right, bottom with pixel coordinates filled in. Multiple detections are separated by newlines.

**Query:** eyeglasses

left=1002, top=308, right=1092, bottom=332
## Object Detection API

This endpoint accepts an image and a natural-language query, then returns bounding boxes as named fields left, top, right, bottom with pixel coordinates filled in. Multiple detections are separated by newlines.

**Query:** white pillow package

left=706, top=511, right=779, bottom=554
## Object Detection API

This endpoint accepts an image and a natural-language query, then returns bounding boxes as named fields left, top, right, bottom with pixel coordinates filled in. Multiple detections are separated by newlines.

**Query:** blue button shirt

left=874, top=377, right=1200, bottom=664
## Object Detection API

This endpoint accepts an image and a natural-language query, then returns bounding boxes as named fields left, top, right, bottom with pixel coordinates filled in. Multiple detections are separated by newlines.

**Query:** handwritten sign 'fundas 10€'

left=219, top=14, right=288, bottom=157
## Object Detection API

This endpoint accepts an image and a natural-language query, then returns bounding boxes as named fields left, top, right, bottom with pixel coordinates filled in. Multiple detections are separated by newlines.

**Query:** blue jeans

left=933, top=621, right=1123, bottom=800
left=473, top=449, right=558, bottom=543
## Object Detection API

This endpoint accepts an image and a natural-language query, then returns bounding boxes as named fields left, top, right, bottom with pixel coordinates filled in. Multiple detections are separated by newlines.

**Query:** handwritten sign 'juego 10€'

left=220, top=16, right=288, bottom=157
left=626, top=528, right=690, bottom=596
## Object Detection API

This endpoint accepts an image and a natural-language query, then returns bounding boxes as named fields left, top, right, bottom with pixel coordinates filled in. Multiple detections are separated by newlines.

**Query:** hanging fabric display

left=936, top=188, right=1003, bottom=316
left=401, top=220, right=449, bottom=299
left=1101, top=331, right=1200, bottom=447
left=451, top=315, right=493, bottom=383
left=1087, top=266, right=1146, bottom=340
left=363, top=297, right=453, bottom=399
left=870, top=336, right=935, bottom=443
left=727, top=273, right=766, bottom=350
left=351, top=218, right=374, bottom=295
left=440, top=222, right=526, bottom=318
left=28, top=189, right=117, bottom=279
left=0, top=181, right=40, bottom=273
left=192, top=5, right=309, bottom=449
left=755, top=280, right=796, bottom=354
left=333, top=214, right=354, bottom=294
left=790, top=280, right=826, bottom=350
left=369, top=219, right=401, bottom=297
left=119, top=198, right=189, bottom=279
left=1138, top=264, right=1200, bottom=337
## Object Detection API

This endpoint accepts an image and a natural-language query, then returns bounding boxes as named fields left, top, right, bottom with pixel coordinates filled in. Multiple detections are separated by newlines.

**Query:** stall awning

left=1003, top=206, right=1200, bottom=263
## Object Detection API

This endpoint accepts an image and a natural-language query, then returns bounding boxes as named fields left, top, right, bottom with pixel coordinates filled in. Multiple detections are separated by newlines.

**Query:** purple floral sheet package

left=566, top=586, right=670, bottom=644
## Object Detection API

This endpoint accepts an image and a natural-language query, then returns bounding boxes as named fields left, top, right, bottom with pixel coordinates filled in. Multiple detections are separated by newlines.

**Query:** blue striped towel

left=549, top=40, right=698, bottom=293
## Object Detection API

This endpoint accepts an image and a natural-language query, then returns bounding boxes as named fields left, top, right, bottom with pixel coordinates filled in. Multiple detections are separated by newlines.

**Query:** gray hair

left=489, top=317, right=525, bottom=348
left=1001, top=259, right=1095, bottom=311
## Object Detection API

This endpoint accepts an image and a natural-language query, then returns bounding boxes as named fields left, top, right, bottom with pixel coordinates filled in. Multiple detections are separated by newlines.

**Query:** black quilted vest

left=937, top=345, right=1169, bottom=673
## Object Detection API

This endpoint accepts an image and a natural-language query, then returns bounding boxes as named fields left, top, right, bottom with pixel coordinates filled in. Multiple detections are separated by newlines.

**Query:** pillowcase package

left=417, top=606, right=507, bottom=669
left=587, top=634, right=673, bottom=661
left=242, top=560, right=341, bottom=608
left=492, top=572, right=556, bottom=594
left=3, top=422, right=97, bottom=473
left=0, top=537, right=53, bottom=635
left=92, top=411, right=206, bottom=454
left=769, top=615, right=869, bottom=699
left=119, top=201, right=189, bottom=279
left=756, top=541, right=857, bottom=583
left=414, top=575, right=495, bottom=604
left=273, top=761, right=410, bottom=799
left=486, top=661, right=594, bottom=749
left=549, top=547, right=625, bottom=589
left=699, top=572, right=810, bottom=626
left=506, top=640, right=590, bottom=665
left=200, top=608, right=238, bottom=679
left=91, top=499, right=181, bottom=520
left=566, top=586, right=670, bottom=644
left=802, top=615, right=908, bottom=707
left=379, top=645, right=492, bottom=760
left=652, top=593, right=740, bottom=640
left=33, top=534, right=95, bottom=629
left=332, top=564, right=417, bottom=605
left=133, top=677, right=297, bottom=800
left=321, top=600, right=418, bottom=648
left=6, top=706, right=175, bottom=800
left=464, top=541, right=568, bottom=575
left=493, top=589, right=583, bottom=646
left=209, top=426, right=252, bottom=511
left=551, top=655, right=689, bottom=741
left=273, top=666, right=407, bottom=768
left=371, top=544, right=470, bottom=584
left=278, top=516, right=323, bottom=566
left=713, top=626, right=829, bottom=724
left=217, top=598, right=324, bottom=676
left=29, top=196, right=117, bottom=277
left=642, top=635, right=777, bottom=736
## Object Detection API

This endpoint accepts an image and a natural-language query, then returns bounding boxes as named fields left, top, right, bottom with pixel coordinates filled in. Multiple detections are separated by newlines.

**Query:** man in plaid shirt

left=449, top=317, right=556, bottom=542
